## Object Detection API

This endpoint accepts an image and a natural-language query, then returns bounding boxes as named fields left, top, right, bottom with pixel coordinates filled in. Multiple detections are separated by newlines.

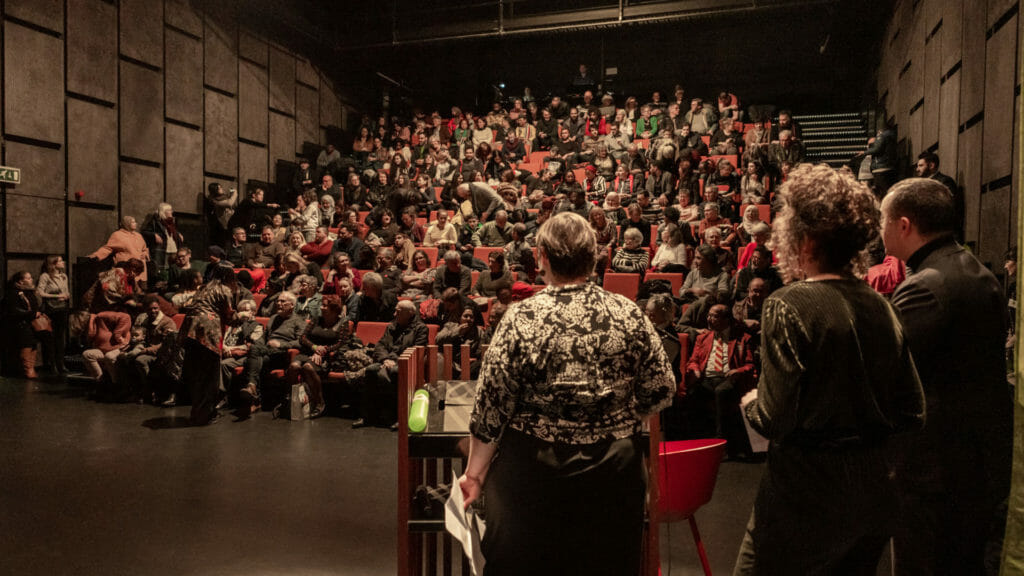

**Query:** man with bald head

left=882, top=177, right=1011, bottom=574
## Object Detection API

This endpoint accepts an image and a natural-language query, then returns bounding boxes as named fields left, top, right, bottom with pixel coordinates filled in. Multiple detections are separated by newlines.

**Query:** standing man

left=915, top=151, right=963, bottom=242
left=882, top=178, right=1012, bottom=575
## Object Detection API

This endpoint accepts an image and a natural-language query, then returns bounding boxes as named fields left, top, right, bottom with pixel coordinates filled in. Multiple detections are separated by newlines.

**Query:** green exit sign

left=0, top=166, right=21, bottom=184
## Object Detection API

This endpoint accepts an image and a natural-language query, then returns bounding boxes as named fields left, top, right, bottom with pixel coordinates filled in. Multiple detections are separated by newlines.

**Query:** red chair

left=658, top=438, right=728, bottom=576
left=472, top=246, right=505, bottom=263
left=354, top=321, right=389, bottom=345
left=602, top=272, right=641, bottom=300
left=644, top=272, right=684, bottom=296
left=739, top=203, right=771, bottom=224
left=420, top=246, right=439, bottom=267
left=171, top=314, right=185, bottom=329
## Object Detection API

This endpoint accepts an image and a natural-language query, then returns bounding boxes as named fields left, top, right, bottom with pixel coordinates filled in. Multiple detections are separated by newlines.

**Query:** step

left=801, top=137, right=869, bottom=146
left=797, top=119, right=865, bottom=129
left=801, top=127, right=866, bottom=136
left=792, top=112, right=861, bottom=121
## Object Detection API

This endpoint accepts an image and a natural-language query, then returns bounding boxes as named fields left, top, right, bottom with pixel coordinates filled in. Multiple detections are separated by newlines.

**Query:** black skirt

left=481, top=428, right=646, bottom=576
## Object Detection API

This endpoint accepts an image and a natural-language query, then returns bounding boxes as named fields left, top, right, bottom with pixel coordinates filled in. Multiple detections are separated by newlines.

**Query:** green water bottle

left=408, top=389, right=430, bottom=433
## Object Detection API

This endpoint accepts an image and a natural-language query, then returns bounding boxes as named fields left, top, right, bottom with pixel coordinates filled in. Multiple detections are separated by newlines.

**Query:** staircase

left=793, top=112, right=869, bottom=168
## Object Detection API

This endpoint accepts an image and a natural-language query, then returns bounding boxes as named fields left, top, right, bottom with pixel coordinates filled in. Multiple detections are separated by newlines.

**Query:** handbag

left=32, top=313, right=53, bottom=332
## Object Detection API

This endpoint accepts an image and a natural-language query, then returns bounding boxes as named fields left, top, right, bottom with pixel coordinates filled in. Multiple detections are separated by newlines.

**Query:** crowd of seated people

left=3, top=84, right=813, bottom=440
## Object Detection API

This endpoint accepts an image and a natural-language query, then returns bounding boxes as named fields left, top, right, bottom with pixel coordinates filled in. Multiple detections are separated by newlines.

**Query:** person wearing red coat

left=684, top=303, right=756, bottom=457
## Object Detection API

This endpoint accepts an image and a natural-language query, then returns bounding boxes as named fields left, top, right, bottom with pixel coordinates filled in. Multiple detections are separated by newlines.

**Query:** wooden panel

left=68, top=100, right=118, bottom=206
left=320, top=77, right=341, bottom=128
left=204, top=90, right=238, bottom=177
left=165, top=125, right=204, bottom=214
left=906, top=104, right=924, bottom=162
left=960, top=0, right=988, bottom=122
left=239, top=31, right=268, bottom=66
left=942, top=0, right=964, bottom=73
left=120, top=62, right=164, bottom=163
left=204, top=16, right=238, bottom=94
left=69, top=206, right=118, bottom=261
left=165, top=29, right=203, bottom=127
left=1012, top=90, right=1020, bottom=243
left=981, top=14, right=1018, bottom=183
left=6, top=196, right=65, bottom=254
left=937, top=70, right=961, bottom=177
left=978, top=185, right=1011, bottom=266
left=4, top=0, right=62, bottom=32
left=120, top=163, right=164, bottom=221
left=988, top=0, right=1017, bottom=27
left=958, top=121, right=983, bottom=244
left=268, top=47, right=295, bottom=115
left=296, top=59, right=318, bottom=87
left=4, top=142, right=64, bottom=200
left=239, top=60, right=269, bottom=144
left=4, top=23, right=64, bottom=144
left=295, top=84, right=319, bottom=153
left=164, top=0, right=202, bottom=37
left=239, top=143, right=268, bottom=190
left=67, top=0, right=117, bottom=103
left=921, top=26, right=943, bottom=149
left=120, top=0, right=164, bottom=67
left=269, top=112, right=296, bottom=177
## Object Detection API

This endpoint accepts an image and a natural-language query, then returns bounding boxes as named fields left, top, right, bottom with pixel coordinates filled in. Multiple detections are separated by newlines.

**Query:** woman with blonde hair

left=37, top=255, right=70, bottom=373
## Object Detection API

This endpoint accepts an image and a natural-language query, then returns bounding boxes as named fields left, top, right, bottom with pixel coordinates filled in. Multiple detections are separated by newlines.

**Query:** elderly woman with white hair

left=141, top=203, right=185, bottom=280
left=459, top=211, right=675, bottom=575
left=90, top=215, right=152, bottom=284
left=610, top=227, right=650, bottom=273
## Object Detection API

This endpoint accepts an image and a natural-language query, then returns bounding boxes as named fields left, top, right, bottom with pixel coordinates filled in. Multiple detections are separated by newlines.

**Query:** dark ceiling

left=235, top=0, right=896, bottom=117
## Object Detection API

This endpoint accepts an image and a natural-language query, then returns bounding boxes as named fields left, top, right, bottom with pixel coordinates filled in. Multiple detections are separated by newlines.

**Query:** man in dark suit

left=882, top=178, right=1012, bottom=575
left=915, top=151, right=964, bottom=242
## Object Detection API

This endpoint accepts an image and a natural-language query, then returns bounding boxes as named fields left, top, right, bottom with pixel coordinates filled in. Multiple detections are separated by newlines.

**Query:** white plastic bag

left=290, top=384, right=310, bottom=421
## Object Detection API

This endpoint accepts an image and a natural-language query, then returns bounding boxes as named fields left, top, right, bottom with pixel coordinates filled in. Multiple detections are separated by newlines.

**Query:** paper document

left=445, top=468, right=486, bottom=575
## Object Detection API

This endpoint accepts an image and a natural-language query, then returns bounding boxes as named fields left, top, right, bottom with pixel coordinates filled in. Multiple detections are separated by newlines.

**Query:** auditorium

left=0, top=0, right=1021, bottom=574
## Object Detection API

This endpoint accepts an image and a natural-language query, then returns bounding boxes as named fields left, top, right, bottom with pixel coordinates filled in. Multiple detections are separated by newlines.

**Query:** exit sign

left=0, top=166, right=21, bottom=184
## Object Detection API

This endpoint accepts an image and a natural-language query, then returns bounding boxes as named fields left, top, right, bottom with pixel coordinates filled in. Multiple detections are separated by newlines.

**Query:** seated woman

left=589, top=205, right=617, bottom=277
left=393, top=232, right=416, bottom=271
left=366, top=208, right=398, bottom=246
left=728, top=205, right=764, bottom=248
left=651, top=224, right=691, bottom=273
left=602, top=192, right=629, bottom=224
left=436, top=306, right=484, bottom=379
left=680, top=245, right=732, bottom=303
left=286, top=294, right=348, bottom=419
left=611, top=227, right=650, bottom=274
left=741, top=162, right=767, bottom=205
left=400, top=249, right=435, bottom=300
left=82, top=258, right=146, bottom=315
left=170, top=269, right=203, bottom=309
left=472, top=251, right=514, bottom=304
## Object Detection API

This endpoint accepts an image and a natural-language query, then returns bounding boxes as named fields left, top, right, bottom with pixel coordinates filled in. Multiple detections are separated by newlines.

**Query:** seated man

left=238, top=291, right=306, bottom=413
left=733, top=245, right=783, bottom=302
left=225, top=227, right=248, bottom=264
left=244, top=225, right=285, bottom=269
left=685, top=304, right=756, bottom=458
left=475, top=210, right=513, bottom=247
left=374, top=246, right=403, bottom=297
left=352, top=300, right=428, bottom=429
left=165, top=247, right=207, bottom=296
left=220, top=298, right=264, bottom=409
left=353, top=272, right=397, bottom=324
left=121, top=295, right=177, bottom=403
left=433, top=250, right=473, bottom=298
left=299, top=226, right=333, bottom=267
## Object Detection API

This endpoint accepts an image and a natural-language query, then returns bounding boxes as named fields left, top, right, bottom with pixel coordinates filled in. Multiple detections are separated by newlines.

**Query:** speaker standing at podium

left=458, top=212, right=675, bottom=575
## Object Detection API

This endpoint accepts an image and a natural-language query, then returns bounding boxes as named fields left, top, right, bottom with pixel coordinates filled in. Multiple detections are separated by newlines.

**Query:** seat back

left=420, top=246, right=439, bottom=267
left=657, top=438, right=727, bottom=522
left=354, top=321, right=389, bottom=345
left=602, top=272, right=641, bottom=300
left=171, top=314, right=185, bottom=329
left=472, top=246, right=505, bottom=263
left=644, top=272, right=684, bottom=296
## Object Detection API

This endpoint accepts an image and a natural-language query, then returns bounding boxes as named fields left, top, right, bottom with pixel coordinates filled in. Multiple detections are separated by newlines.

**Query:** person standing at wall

left=881, top=178, right=1013, bottom=575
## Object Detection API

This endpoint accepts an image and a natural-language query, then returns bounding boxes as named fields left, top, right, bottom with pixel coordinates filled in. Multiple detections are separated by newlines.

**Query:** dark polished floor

left=1, top=374, right=774, bottom=575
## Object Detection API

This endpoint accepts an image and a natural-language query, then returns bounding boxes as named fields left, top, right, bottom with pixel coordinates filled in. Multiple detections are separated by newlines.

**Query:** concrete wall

left=0, top=0, right=354, bottom=279
left=875, top=0, right=1021, bottom=267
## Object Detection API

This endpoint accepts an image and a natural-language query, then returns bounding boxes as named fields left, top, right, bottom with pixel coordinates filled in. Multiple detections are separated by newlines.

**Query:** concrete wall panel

left=6, top=195, right=65, bottom=253
left=269, top=112, right=295, bottom=178
left=204, top=17, right=238, bottom=94
left=921, top=29, right=943, bottom=149
left=319, top=77, right=341, bottom=129
left=165, top=30, right=203, bottom=127
left=239, top=60, right=269, bottom=144
left=5, top=0, right=63, bottom=32
left=120, top=163, right=164, bottom=222
left=204, top=91, right=238, bottom=176
left=67, top=0, right=118, bottom=103
left=960, top=0, right=987, bottom=122
left=164, top=0, right=202, bottom=37
left=296, top=59, right=318, bottom=87
left=4, top=142, right=64, bottom=200
left=165, top=125, right=204, bottom=214
left=4, top=23, right=64, bottom=144
left=69, top=207, right=118, bottom=261
left=978, top=186, right=1011, bottom=266
left=958, top=122, right=983, bottom=244
left=120, top=0, right=164, bottom=67
left=268, top=47, right=295, bottom=115
left=68, top=100, right=118, bottom=206
left=988, top=0, right=1017, bottom=27
left=981, top=15, right=1018, bottom=183
left=239, top=32, right=268, bottom=66
left=941, top=0, right=963, bottom=73
left=239, top=143, right=268, bottom=190
left=937, top=70, right=961, bottom=177
left=120, top=62, right=164, bottom=163
left=295, top=84, right=319, bottom=153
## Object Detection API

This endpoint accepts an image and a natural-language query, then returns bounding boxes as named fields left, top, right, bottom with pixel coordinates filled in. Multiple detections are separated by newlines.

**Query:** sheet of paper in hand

left=445, top=467, right=486, bottom=575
